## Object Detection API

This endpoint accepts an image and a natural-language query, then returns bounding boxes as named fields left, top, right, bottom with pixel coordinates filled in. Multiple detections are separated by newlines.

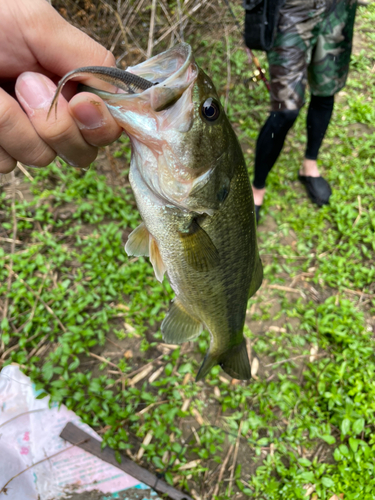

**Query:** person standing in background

left=251, top=0, right=358, bottom=223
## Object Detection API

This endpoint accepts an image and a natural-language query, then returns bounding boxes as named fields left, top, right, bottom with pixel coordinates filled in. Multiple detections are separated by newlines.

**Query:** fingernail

left=72, top=101, right=105, bottom=130
left=16, top=72, right=55, bottom=112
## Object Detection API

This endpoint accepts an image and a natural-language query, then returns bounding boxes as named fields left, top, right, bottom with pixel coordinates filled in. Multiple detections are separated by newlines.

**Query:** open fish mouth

left=124, top=43, right=195, bottom=89
left=48, top=43, right=197, bottom=117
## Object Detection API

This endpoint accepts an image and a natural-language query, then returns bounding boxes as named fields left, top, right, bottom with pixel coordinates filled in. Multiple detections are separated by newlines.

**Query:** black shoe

left=254, top=204, right=261, bottom=225
left=298, top=174, right=332, bottom=206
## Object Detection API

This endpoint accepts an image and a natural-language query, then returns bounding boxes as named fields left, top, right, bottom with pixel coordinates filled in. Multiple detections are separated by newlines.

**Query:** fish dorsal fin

left=179, top=219, right=220, bottom=272
left=149, top=236, right=166, bottom=283
left=248, top=256, right=263, bottom=298
left=125, top=222, right=150, bottom=257
left=161, top=298, right=203, bottom=344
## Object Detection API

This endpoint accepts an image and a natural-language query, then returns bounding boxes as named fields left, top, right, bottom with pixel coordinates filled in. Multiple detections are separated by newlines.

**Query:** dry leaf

left=269, top=326, right=286, bottom=333
left=192, top=408, right=205, bottom=426
left=116, top=303, right=129, bottom=311
left=251, top=357, right=260, bottom=379
left=178, top=459, right=201, bottom=470
left=136, top=430, right=153, bottom=460
left=148, top=366, right=164, bottom=384
left=303, top=484, right=315, bottom=497
left=129, top=364, right=154, bottom=385
left=190, top=488, right=201, bottom=500
left=159, top=342, right=179, bottom=349
left=309, top=345, right=319, bottom=363
left=124, top=322, right=136, bottom=333
left=192, top=426, right=201, bottom=445
left=181, top=398, right=191, bottom=412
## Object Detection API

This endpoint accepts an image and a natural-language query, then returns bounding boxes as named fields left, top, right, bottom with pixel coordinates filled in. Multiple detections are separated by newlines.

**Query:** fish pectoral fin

left=220, top=339, right=251, bottom=381
left=161, top=298, right=203, bottom=344
left=125, top=222, right=150, bottom=257
left=149, top=236, right=166, bottom=283
left=179, top=219, right=220, bottom=272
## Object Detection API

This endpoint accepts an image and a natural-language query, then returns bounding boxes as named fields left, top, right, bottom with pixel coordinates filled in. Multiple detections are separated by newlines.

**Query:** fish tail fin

left=220, top=339, right=251, bottom=380
left=195, top=351, right=220, bottom=382
left=195, top=340, right=251, bottom=381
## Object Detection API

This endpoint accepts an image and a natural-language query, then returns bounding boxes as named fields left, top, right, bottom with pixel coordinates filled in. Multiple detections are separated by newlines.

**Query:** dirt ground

left=63, top=488, right=156, bottom=500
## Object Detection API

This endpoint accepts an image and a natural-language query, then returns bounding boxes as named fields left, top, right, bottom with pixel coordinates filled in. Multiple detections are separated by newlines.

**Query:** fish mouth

left=125, top=43, right=198, bottom=112
left=127, top=43, right=195, bottom=89
left=74, top=44, right=198, bottom=113
left=48, top=43, right=198, bottom=118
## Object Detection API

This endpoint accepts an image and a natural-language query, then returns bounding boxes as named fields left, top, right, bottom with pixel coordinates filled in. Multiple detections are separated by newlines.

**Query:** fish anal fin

left=149, top=237, right=166, bottom=283
left=161, top=298, right=203, bottom=344
left=125, top=222, right=150, bottom=257
left=195, top=351, right=219, bottom=382
left=180, top=219, right=220, bottom=272
left=219, top=339, right=251, bottom=380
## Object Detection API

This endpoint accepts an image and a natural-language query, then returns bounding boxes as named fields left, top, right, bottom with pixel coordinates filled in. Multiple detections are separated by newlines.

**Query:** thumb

left=22, top=0, right=116, bottom=76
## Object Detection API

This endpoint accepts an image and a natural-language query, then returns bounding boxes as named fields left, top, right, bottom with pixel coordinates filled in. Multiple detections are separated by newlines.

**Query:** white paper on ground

left=0, top=364, right=160, bottom=499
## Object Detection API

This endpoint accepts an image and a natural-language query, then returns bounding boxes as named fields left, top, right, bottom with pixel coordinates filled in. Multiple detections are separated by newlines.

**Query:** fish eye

left=201, top=98, right=220, bottom=122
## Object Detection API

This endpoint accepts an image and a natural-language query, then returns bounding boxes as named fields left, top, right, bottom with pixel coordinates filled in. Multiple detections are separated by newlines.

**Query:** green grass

left=1, top=5, right=375, bottom=499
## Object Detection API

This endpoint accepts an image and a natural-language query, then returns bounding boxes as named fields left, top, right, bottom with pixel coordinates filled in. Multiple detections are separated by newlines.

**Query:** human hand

left=0, top=0, right=123, bottom=174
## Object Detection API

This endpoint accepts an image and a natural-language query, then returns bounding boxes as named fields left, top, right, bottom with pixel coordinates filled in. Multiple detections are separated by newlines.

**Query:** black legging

left=253, top=94, right=335, bottom=190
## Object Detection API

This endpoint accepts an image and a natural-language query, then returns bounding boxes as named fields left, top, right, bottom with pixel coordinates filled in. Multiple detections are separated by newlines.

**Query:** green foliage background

left=1, top=3, right=375, bottom=499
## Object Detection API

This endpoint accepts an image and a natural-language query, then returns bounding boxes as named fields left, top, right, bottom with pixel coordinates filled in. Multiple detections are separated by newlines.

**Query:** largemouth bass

left=49, top=43, right=263, bottom=381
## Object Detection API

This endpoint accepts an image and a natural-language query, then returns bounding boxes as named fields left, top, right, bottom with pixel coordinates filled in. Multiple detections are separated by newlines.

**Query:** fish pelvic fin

left=161, top=298, right=203, bottom=344
left=125, top=222, right=150, bottom=257
left=179, top=219, right=220, bottom=272
left=126, top=224, right=166, bottom=283
left=248, top=256, right=263, bottom=299
left=220, top=339, right=251, bottom=380
left=149, top=237, right=166, bottom=283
